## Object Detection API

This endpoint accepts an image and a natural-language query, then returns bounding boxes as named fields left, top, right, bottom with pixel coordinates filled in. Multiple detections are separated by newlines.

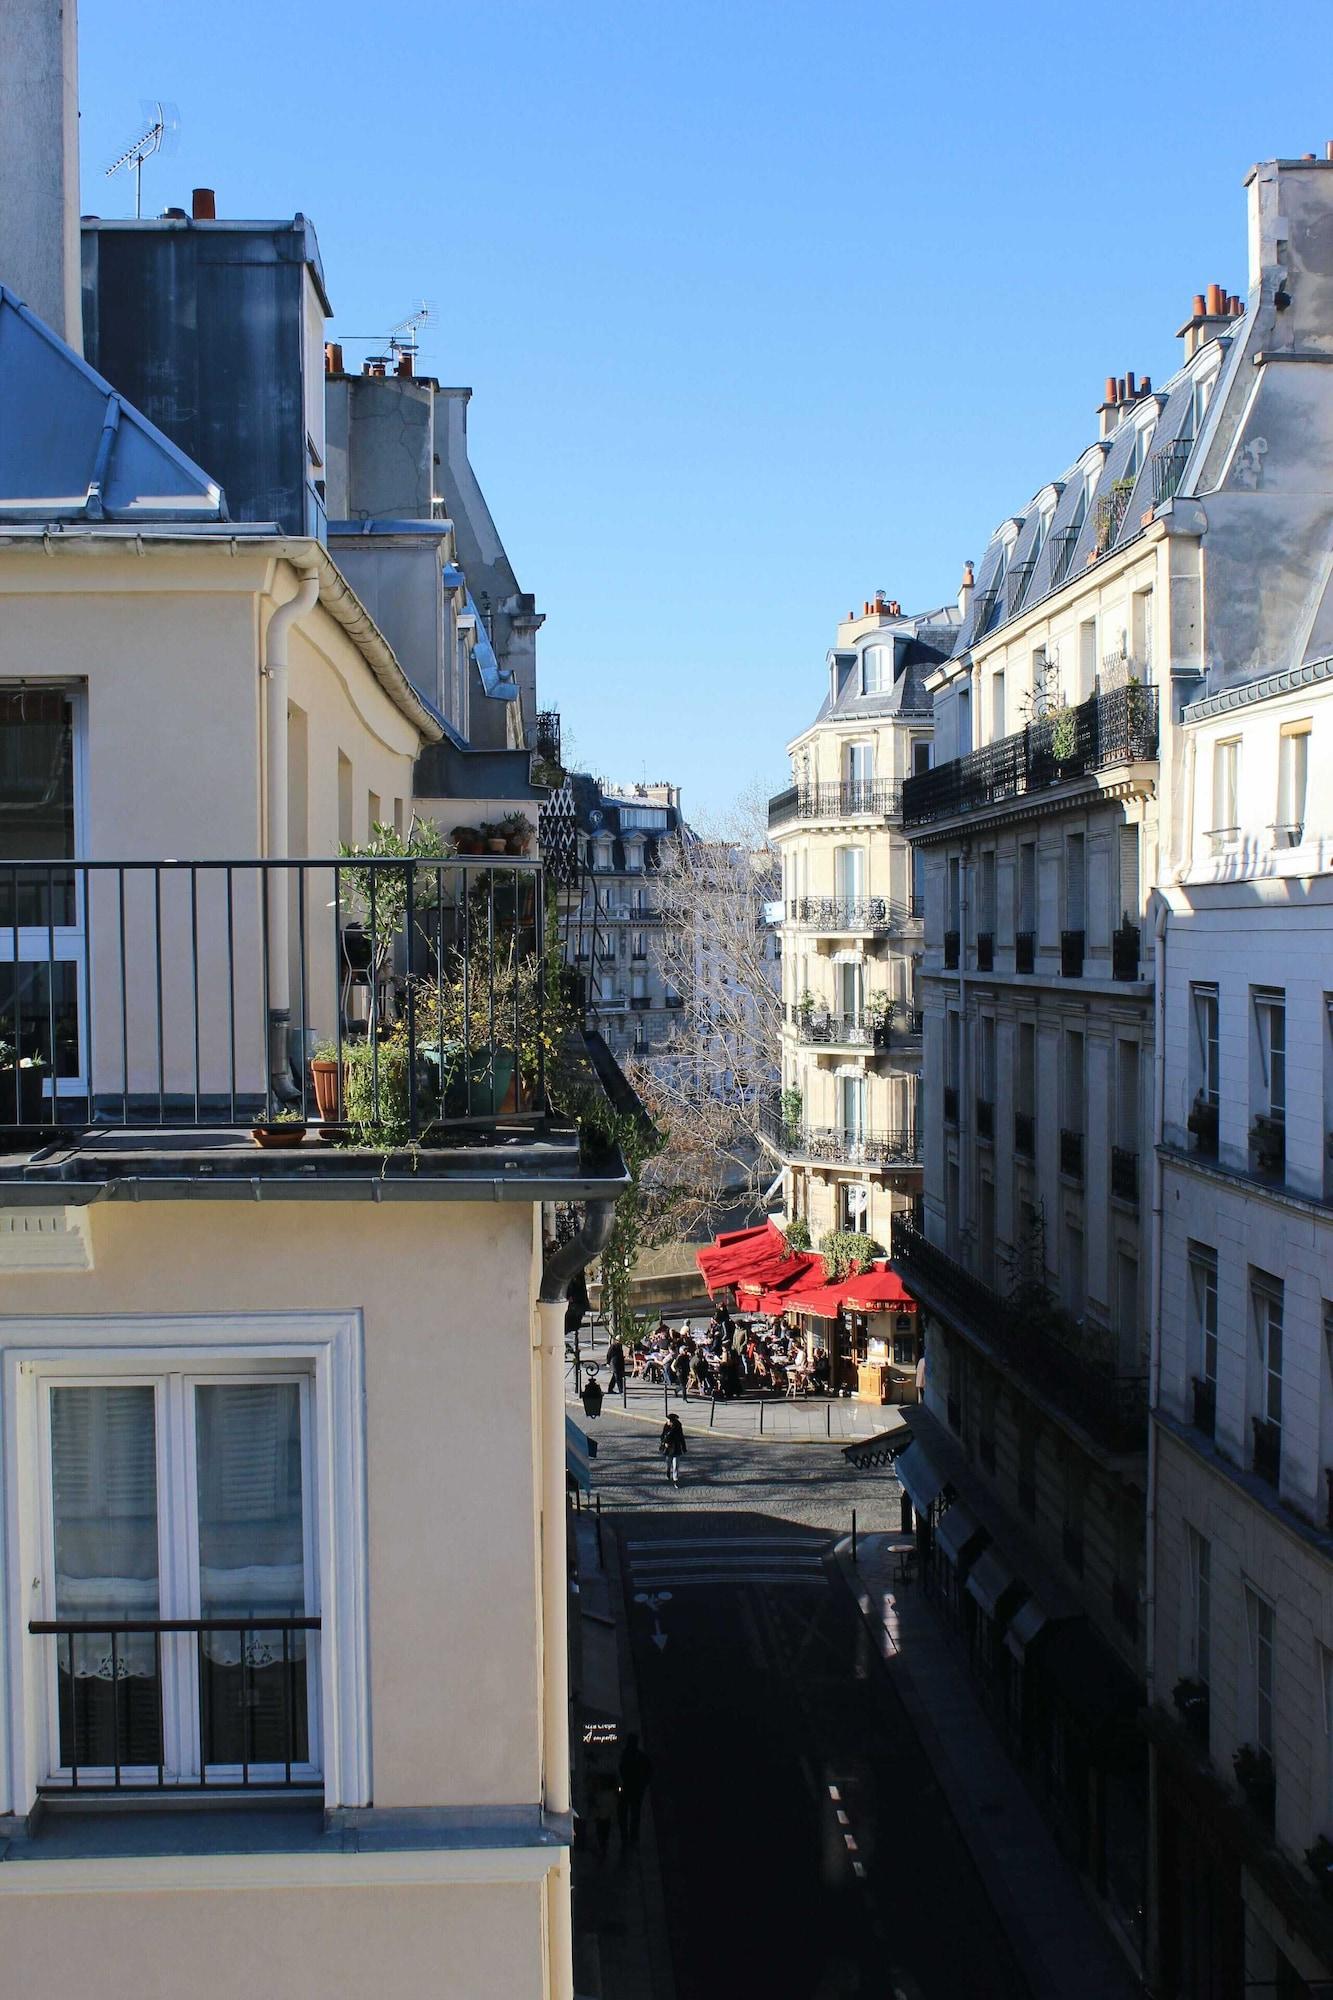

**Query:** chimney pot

left=396, top=352, right=413, bottom=377
left=1326, top=142, right=1333, bottom=161
left=1141, top=375, right=1152, bottom=394
left=1192, top=293, right=1207, bottom=318
left=1117, top=377, right=1127, bottom=402
left=1206, top=281, right=1225, bottom=316
left=161, top=206, right=187, bottom=221
left=1302, top=152, right=1316, bottom=161
left=1105, top=374, right=1117, bottom=403
left=1126, top=371, right=1137, bottom=398
left=191, top=187, right=216, bottom=221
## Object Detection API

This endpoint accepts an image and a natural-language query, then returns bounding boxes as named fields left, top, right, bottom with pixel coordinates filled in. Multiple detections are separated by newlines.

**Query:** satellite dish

left=588, top=809, right=604, bottom=830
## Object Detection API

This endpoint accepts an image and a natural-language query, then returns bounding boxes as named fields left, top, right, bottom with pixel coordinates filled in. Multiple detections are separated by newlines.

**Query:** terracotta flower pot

left=310, top=1059, right=340, bottom=1121
left=251, top=1123, right=306, bottom=1149
left=486, top=838, right=508, bottom=854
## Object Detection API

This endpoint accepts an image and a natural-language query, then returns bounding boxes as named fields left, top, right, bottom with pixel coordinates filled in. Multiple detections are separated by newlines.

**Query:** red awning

left=841, top=1268, right=915, bottom=1313
left=696, top=1219, right=801, bottom=1295
left=750, top=1254, right=821, bottom=1313
left=782, top=1278, right=850, bottom=1320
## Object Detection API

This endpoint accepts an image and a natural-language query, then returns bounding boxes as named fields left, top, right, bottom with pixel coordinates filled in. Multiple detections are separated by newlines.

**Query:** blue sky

left=78, top=0, right=1333, bottom=820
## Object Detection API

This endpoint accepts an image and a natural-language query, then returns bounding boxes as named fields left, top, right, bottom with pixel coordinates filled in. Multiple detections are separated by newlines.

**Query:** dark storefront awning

left=965, top=1547, right=1023, bottom=1621
left=894, top=1437, right=945, bottom=1515
left=1005, top=1595, right=1053, bottom=1660
left=934, top=1502, right=985, bottom=1570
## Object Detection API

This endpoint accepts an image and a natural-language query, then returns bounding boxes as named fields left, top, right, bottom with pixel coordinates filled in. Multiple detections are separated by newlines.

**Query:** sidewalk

left=570, top=1510, right=674, bottom=2000
left=569, top=1373, right=904, bottom=1445
left=837, top=1532, right=1143, bottom=2000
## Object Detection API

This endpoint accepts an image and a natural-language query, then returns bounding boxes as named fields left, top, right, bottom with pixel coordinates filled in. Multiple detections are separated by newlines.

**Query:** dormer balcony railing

left=971, top=586, right=1000, bottom=637
left=796, top=896, right=892, bottom=933
left=1151, top=437, right=1192, bottom=507
left=0, top=856, right=547, bottom=1143
left=1005, top=560, right=1036, bottom=618
left=902, top=683, right=1158, bottom=829
left=1048, top=526, right=1080, bottom=590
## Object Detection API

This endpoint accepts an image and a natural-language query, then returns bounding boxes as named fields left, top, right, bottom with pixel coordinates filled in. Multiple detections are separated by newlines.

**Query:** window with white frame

left=7, top=1316, right=367, bottom=1810
left=1244, top=1585, right=1275, bottom=1757
left=36, top=1366, right=315, bottom=1789
left=862, top=645, right=890, bottom=695
left=1189, top=1245, right=1219, bottom=1393
left=1211, top=738, right=1241, bottom=845
left=1251, top=1271, right=1284, bottom=1437
left=1252, top=989, right=1286, bottom=1128
left=1276, top=722, right=1310, bottom=845
left=1186, top=1526, right=1211, bottom=1686
left=1190, top=983, right=1219, bottom=1114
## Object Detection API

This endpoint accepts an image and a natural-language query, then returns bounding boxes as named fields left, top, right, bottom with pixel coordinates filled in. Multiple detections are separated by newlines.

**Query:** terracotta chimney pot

left=1192, top=293, right=1207, bottom=318
left=1207, top=281, right=1225, bottom=316
left=1126, top=371, right=1137, bottom=398
left=1105, top=375, right=1117, bottom=404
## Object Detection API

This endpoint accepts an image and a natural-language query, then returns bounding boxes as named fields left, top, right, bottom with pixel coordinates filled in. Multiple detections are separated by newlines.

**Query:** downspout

left=263, top=563, right=320, bottom=1102
left=536, top=1198, right=616, bottom=2000
left=1145, top=890, right=1168, bottom=1992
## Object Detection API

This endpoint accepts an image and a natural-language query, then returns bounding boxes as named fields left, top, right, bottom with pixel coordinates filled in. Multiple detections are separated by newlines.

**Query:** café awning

left=841, top=1268, right=916, bottom=1314
left=697, top=1219, right=801, bottom=1295
left=1005, top=1596, right=1051, bottom=1661
left=747, top=1252, right=820, bottom=1309
left=934, top=1503, right=985, bottom=1570
left=964, top=1548, right=1022, bottom=1622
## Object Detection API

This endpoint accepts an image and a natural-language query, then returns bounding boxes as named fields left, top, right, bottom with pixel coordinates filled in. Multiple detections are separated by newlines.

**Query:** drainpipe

left=536, top=1198, right=616, bottom=2000
left=262, top=563, right=320, bottom=1102
left=1145, top=890, right=1168, bottom=1991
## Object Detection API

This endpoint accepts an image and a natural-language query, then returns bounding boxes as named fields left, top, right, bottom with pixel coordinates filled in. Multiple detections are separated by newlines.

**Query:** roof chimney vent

left=191, top=187, right=216, bottom=220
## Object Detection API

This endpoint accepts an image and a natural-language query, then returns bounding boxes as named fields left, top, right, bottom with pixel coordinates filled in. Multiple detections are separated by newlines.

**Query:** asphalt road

left=595, top=1412, right=1030, bottom=2000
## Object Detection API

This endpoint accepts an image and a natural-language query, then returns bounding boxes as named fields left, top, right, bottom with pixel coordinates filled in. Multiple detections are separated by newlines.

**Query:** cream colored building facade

left=0, top=20, right=614, bottom=1994
left=766, top=595, right=953, bottom=1247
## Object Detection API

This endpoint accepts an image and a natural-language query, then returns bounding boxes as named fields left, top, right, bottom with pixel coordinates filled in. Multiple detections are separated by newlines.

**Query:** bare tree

left=625, top=788, right=783, bottom=1242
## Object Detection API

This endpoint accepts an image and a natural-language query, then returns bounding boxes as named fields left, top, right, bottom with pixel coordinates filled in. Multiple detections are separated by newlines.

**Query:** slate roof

left=949, top=328, right=1242, bottom=661
left=807, top=605, right=959, bottom=728
left=0, top=286, right=227, bottom=524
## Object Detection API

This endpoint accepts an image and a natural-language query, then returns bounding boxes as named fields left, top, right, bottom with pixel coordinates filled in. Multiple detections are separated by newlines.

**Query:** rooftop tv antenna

left=388, top=302, right=433, bottom=364
left=103, top=102, right=179, bottom=218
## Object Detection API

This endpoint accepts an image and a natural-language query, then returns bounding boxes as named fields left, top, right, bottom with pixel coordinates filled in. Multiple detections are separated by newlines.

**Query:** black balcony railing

left=943, top=1084, right=959, bottom=1125
left=1015, top=930, right=1035, bottom=974
left=1093, top=481, right=1134, bottom=555
left=768, top=781, right=902, bottom=829
left=1151, top=437, right=1192, bottom=507
left=909, top=894, right=924, bottom=920
left=534, top=710, right=562, bottom=766
left=902, top=683, right=1159, bottom=829
left=1192, top=1375, right=1217, bottom=1439
left=891, top=1216, right=1148, bottom=1454
left=1006, top=560, right=1036, bottom=617
left=1060, top=928, right=1085, bottom=977
left=28, top=1615, right=320, bottom=1792
left=943, top=930, right=960, bottom=969
left=1048, top=526, right=1080, bottom=591
left=0, top=857, right=546, bottom=1140
left=1112, top=923, right=1141, bottom=982
left=975, top=931, right=994, bottom=971
left=1111, top=1146, right=1139, bottom=1204
left=760, top=1104, right=918, bottom=1168
left=1252, top=1416, right=1281, bottom=1489
left=1060, top=1128, right=1084, bottom=1181
left=976, top=1097, right=994, bottom=1142
left=795, top=1012, right=886, bottom=1050
left=1014, top=1110, right=1035, bottom=1158
left=797, top=896, right=892, bottom=932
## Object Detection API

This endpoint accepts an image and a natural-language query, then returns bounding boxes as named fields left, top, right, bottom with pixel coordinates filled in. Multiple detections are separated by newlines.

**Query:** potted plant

left=309, top=1039, right=342, bottom=1122
left=451, top=824, right=483, bottom=856
left=0, top=1041, right=46, bottom=1126
left=1250, top=1112, right=1285, bottom=1176
left=1233, top=1742, right=1276, bottom=1825
left=251, top=1107, right=307, bottom=1149
left=1187, top=1094, right=1219, bottom=1151
left=342, top=1031, right=413, bottom=1148
left=866, top=992, right=891, bottom=1048
left=339, top=817, right=452, bottom=996
left=1305, top=1834, right=1333, bottom=1904
left=501, top=812, right=534, bottom=856
left=1050, top=703, right=1077, bottom=764
left=797, top=989, right=815, bottom=1028
left=1172, top=1675, right=1210, bottom=1744
left=479, top=821, right=509, bottom=855
left=784, top=1216, right=812, bottom=1254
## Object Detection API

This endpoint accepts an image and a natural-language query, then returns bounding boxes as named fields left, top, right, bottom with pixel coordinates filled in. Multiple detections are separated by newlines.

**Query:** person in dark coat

left=617, top=1732, right=653, bottom=1845
left=659, top=1411, right=686, bottom=1485
left=606, top=1335, right=626, bottom=1394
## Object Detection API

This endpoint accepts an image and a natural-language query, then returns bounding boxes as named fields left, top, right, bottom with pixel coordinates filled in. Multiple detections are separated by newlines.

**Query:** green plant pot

left=435, top=1043, right=517, bottom=1117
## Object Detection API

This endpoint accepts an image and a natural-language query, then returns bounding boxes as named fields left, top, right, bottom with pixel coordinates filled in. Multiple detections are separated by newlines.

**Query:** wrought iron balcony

left=1048, top=526, right=1080, bottom=591
left=975, top=931, right=994, bottom=971
left=1151, top=437, right=1191, bottom=507
left=1093, top=480, right=1134, bottom=555
left=0, top=856, right=548, bottom=1143
left=796, top=896, right=892, bottom=933
left=28, top=1614, right=320, bottom=1793
left=903, top=683, right=1158, bottom=829
left=795, top=1011, right=887, bottom=1050
left=1059, top=1128, right=1084, bottom=1181
left=1014, top=1110, right=1035, bottom=1158
left=534, top=709, right=562, bottom=767
left=1112, top=923, right=1141, bottom=981
left=1015, top=930, right=1035, bottom=974
left=1006, top=560, right=1036, bottom=617
left=1060, top=928, right=1085, bottom=977
left=767, top=780, right=903, bottom=830
left=759, top=1104, right=918, bottom=1168
left=890, top=1216, right=1148, bottom=1455
left=1111, top=1146, right=1139, bottom=1204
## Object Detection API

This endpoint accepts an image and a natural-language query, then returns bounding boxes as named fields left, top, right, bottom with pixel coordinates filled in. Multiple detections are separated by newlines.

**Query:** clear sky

left=77, top=0, right=1333, bottom=820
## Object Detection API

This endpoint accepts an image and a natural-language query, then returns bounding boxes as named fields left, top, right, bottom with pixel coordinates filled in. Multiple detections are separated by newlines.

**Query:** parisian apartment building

left=880, top=152, right=1333, bottom=1996
left=765, top=595, right=955, bottom=1247
left=0, top=8, right=622, bottom=1996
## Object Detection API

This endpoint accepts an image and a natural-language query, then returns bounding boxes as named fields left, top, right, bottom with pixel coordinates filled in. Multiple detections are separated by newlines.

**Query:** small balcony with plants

left=1249, top=1112, right=1285, bottom=1181
left=1233, top=1743, right=1276, bottom=1831
left=1187, top=1093, right=1219, bottom=1158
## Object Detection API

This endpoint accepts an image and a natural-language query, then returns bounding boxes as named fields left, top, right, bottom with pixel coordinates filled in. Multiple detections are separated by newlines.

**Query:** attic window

left=863, top=646, right=890, bottom=695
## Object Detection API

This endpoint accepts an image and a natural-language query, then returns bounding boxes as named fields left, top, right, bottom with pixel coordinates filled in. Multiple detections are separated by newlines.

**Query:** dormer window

left=863, top=645, right=890, bottom=695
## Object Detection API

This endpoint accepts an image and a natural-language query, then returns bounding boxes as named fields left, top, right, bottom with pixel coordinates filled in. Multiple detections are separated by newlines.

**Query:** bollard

left=709, top=1397, right=717, bottom=1429
left=852, top=1508, right=858, bottom=1564
left=826, top=1402, right=831, bottom=1438
left=663, top=1380, right=669, bottom=1418
left=759, top=1398, right=765, bottom=1436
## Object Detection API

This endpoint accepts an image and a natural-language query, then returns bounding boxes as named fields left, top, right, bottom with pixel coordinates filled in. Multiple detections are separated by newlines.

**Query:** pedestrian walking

left=617, top=1732, right=653, bottom=1846
left=659, top=1411, right=686, bottom=1486
left=607, top=1335, right=626, bottom=1395
left=672, top=1344, right=691, bottom=1400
